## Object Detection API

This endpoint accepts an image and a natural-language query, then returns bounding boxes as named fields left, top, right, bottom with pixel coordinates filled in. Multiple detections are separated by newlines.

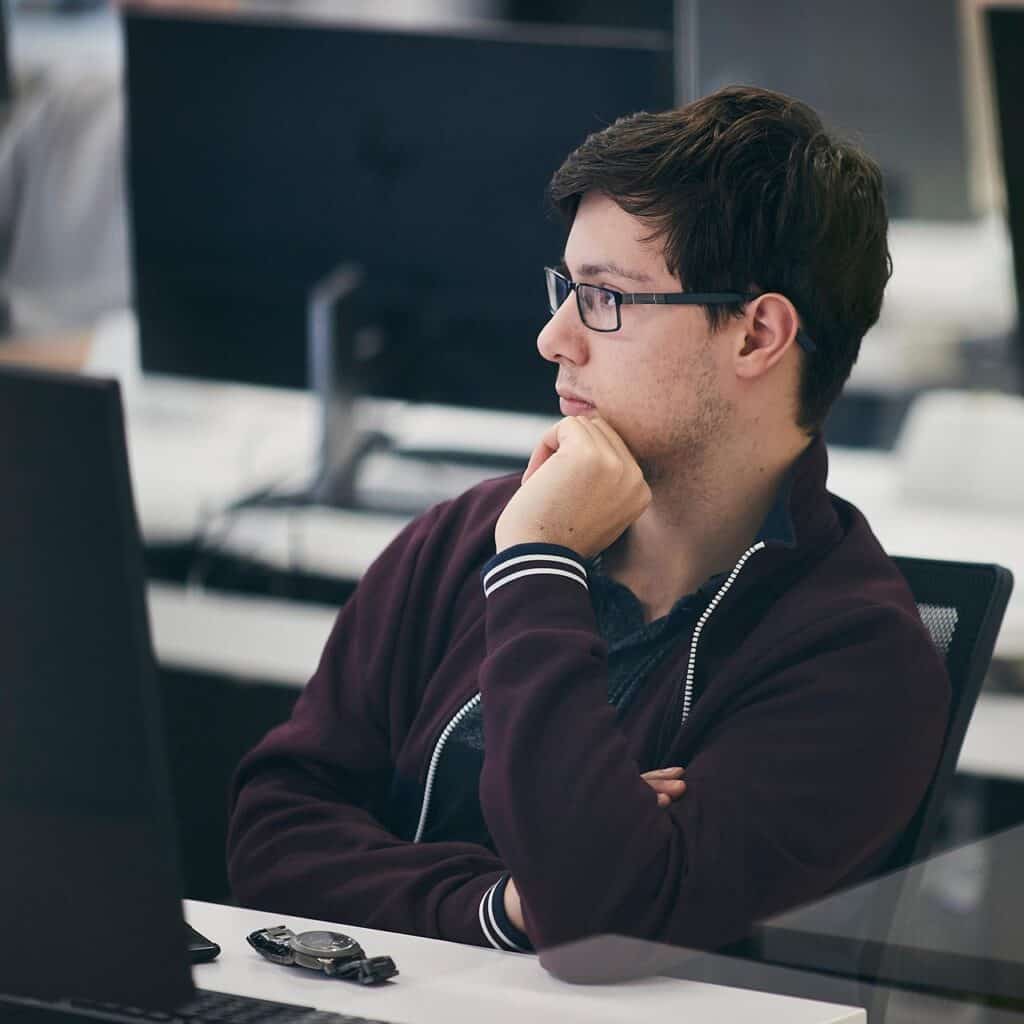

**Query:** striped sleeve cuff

left=481, top=543, right=588, bottom=599
left=478, top=874, right=533, bottom=953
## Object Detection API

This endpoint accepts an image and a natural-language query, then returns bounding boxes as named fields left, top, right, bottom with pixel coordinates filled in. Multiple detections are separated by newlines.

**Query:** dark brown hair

left=548, top=86, right=892, bottom=433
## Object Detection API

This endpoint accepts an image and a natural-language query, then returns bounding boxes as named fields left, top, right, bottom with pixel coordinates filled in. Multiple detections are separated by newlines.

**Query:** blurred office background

left=3, top=0, right=1023, bottom=426
left=3, top=2, right=1024, bottom=1019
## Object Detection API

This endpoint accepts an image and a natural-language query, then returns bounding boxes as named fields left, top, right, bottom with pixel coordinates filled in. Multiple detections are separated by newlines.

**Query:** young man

left=227, top=86, right=950, bottom=955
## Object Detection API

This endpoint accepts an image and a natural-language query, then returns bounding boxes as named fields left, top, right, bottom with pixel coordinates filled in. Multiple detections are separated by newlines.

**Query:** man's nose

left=537, top=297, right=590, bottom=367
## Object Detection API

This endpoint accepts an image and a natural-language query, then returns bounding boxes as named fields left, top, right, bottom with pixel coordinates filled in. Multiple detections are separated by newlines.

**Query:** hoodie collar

left=770, top=432, right=841, bottom=554
left=698, top=433, right=843, bottom=611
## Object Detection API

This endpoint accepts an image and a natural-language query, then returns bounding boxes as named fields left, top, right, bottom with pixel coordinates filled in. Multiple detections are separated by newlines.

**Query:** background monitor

left=986, top=5, right=1024, bottom=390
left=123, top=9, right=674, bottom=414
left=683, top=0, right=971, bottom=220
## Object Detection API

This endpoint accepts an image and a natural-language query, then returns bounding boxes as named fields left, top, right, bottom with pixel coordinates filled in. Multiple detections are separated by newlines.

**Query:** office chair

left=717, top=556, right=1014, bottom=1022
left=856, top=556, right=1014, bottom=1020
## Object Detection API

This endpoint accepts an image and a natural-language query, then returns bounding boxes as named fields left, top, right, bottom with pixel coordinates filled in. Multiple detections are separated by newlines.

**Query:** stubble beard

left=637, top=347, right=734, bottom=495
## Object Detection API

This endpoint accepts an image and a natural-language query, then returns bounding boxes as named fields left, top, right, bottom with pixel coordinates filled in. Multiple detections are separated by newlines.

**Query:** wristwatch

left=247, top=925, right=398, bottom=985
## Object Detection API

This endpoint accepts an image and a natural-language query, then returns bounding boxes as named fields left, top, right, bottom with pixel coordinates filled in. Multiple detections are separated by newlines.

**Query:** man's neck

left=603, top=431, right=813, bottom=621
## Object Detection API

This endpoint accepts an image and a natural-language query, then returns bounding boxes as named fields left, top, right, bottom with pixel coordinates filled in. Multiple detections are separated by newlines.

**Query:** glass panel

left=532, top=823, right=1024, bottom=1022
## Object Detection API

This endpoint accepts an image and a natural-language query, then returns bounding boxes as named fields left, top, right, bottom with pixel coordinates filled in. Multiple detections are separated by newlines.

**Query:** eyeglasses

left=544, top=266, right=817, bottom=354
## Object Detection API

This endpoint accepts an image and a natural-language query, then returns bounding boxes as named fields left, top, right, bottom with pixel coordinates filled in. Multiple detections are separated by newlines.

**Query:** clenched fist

left=495, top=415, right=652, bottom=558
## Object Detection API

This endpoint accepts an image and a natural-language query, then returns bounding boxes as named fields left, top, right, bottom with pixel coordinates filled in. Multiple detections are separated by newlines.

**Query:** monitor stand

left=305, top=265, right=536, bottom=515
left=306, top=263, right=389, bottom=507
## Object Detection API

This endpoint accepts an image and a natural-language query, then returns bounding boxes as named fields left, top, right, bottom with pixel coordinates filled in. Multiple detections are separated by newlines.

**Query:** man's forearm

left=229, top=765, right=510, bottom=948
left=501, top=770, right=685, bottom=935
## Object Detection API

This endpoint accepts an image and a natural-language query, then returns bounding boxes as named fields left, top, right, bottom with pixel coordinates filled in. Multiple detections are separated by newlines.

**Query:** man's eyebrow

left=573, top=261, right=655, bottom=285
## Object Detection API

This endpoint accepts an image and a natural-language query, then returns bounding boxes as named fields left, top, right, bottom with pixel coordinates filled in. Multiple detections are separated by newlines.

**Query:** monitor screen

left=124, top=9, right=674, bottom=414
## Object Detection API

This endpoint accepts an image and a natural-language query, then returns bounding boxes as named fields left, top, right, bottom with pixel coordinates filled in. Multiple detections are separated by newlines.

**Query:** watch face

left=290, top=930, right=361, bottom=959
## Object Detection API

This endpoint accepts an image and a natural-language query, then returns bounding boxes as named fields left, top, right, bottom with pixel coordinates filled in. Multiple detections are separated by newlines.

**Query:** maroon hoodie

left=227, top=435, right=949, bottom=953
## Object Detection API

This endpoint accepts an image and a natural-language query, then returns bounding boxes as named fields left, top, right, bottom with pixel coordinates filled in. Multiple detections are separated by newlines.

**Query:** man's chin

left=636, top=438, right=716, bottom=488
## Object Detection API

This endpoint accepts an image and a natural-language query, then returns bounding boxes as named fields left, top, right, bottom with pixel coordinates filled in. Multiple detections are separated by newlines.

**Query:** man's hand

left=502, top=767, right=686, bottom=933
left=641, top=765, right=687, bottom=807
left=504, top=876, right=526, bottom=932
left=494, top=415, right=651, bottom=558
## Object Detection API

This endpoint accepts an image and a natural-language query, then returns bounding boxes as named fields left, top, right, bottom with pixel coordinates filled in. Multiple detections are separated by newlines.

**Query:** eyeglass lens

left=577, top=282, right=618, bottom=330
left=546, top=269, right=619, bottom=331
left=546, top=269, right=569, bottom=317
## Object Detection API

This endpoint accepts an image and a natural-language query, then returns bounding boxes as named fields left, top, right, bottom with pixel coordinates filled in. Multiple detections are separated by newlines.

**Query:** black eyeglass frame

left=544, top=266, right=817, bottom=354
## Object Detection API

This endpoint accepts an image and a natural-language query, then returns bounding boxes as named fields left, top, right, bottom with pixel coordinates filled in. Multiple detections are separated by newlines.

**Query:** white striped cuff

left=482, top=547, right=588, bottom=599
left=478, top=878, right=532, bottom=953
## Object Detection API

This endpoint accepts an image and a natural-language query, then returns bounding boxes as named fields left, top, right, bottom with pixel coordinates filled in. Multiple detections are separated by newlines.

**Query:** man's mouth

left=557, top=390, right=596, bottom=415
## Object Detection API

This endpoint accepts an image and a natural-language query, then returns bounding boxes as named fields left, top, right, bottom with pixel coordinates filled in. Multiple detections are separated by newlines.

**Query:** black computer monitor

left=123, top=7, right=674, bottom=415
left=987, top=6, right=1024, bottom=390
left=0, top=367, right=193, bottom=1011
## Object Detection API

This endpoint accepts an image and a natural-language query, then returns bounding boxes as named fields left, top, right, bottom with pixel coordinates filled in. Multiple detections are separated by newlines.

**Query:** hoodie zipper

left=413, top=692, right=482, bottom=843
left=679, top=541, right=767, bottom=728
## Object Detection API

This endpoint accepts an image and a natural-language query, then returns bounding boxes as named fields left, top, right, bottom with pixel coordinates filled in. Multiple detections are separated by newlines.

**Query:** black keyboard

left=1, top=989, right=397, bottom=1024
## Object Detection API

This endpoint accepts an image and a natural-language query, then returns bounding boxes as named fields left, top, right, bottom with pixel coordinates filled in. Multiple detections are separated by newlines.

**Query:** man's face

left=537, top=191, right=736, bottom=483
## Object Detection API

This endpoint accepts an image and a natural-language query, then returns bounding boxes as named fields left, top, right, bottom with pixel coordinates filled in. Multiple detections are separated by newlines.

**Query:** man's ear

left=735, top=293, right=800, bottom=379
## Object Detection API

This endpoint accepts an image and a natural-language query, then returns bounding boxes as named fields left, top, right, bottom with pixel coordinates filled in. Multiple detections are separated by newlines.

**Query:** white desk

left=146, top=581, right=1024, bottom=782
left=955, top=693, right=1024, bottom=781
left=183, top=899, right=863, bottom=1024
left=148, top=582, right=338, bottom=688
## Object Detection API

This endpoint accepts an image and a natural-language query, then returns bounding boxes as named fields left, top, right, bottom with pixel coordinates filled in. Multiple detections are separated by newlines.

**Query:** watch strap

left=328, top=955, right=399, bottom=984
left=246, top=925, right=297, bottom=964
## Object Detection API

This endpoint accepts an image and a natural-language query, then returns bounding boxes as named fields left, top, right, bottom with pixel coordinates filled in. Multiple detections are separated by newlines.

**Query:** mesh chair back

left=916, top=602, right=958, bottom=657
left=882, top=557, right=1013, bottom=873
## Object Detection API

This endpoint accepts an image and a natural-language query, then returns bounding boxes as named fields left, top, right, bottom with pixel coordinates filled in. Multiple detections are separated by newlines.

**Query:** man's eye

left=583, top=286, right=616, bottom=310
